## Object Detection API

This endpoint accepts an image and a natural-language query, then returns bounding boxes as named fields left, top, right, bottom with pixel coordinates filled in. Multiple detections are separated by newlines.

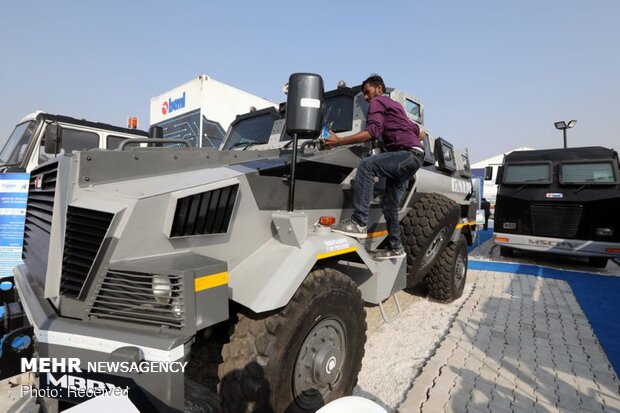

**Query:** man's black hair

left=362, top=74, right=386, bottom=92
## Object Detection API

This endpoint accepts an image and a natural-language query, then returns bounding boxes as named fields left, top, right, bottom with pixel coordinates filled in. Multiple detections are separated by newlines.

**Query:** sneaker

left=373, top=247, right=406, bottom=260
left=331, top=218, right=368, bottom=238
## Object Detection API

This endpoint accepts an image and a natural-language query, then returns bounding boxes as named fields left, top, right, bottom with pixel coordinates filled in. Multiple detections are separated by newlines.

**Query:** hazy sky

left=1, top=1, right=618, bottom=162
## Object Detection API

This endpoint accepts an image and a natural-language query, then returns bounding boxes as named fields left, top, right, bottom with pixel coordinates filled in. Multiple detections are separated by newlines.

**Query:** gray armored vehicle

left=7, top=74, right=477, bottom=412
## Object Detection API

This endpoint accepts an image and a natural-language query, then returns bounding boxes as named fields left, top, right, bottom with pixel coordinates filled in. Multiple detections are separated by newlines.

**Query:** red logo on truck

left=160, top=92, right=185, bottom=116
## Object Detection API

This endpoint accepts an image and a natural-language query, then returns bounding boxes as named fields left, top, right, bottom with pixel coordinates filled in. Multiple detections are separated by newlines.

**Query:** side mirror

left=149, top=125, right=164, bottom=148
left=44, top=124, right=62, bottom=155
left=149, top=125, right=164, bottom=139
left=433, top=137, right=456, bottom=172
left=495, top=166, right=504, bottom=184
left=484, top=166, right=493, bottom=180
left=285, top=73, right=324, bottom=139
left=421, top=135, right=435, bottom=166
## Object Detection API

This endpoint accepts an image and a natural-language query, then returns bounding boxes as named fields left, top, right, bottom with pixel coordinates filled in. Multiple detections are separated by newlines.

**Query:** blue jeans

left=351, top=150, right=422, bottom=249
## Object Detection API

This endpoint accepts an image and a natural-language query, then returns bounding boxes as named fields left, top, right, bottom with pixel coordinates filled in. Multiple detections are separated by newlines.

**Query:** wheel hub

left=313, top=347, right=339, bottom=385
left=293, top=318, right=346, bottom=406
left=454, top=251, right=466, bottom=289
left=422, top=228, right=447, bottom=266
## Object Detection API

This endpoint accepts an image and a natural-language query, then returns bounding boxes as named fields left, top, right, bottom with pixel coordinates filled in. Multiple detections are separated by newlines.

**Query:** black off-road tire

left=588, top=257, right=609, bottom=268
left=499, top=246, right=514, bottom=258
left=425, top=235, right=468, bottom=302
left=184, top=378, right=222, bottom=412
left=217, top=268, right=366, bottom=413
left=187, top=323, right=230, bottom=394
left=401, top=193, right=460, bottom=287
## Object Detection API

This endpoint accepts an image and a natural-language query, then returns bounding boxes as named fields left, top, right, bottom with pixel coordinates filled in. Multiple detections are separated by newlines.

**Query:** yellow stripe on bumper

left=367, top=230, right=388, bottom=238
left=195, top=272, right=228, bottom=292
left=456, top=221, right=477, bottom=229
left=317, top=246, right=358, bottom=260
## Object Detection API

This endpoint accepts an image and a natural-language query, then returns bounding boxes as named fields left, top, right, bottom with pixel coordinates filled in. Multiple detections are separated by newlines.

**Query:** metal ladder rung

left=378, top=292, right=402, bottom=323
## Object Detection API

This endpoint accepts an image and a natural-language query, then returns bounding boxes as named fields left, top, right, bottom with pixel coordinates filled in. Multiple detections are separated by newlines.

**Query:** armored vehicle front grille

left=170, top=184, right=239, bottom=237
left=22, top=162, right=58, bottom=287
left=89, top=270, right=185, bottom=329
left=531, top=203, right=582, bottom=238
left=60, top=207, right=114, bottom=298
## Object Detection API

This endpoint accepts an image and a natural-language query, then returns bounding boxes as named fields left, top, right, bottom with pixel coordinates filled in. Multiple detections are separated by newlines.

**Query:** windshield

left=223, top=112, right=276, bottom=150
left=322, top=95, right=354, bottom=133
left=0, top=121, right=37, bottom=165
left=560, top=162, right=616, bottom=184
left=504, top=164, right=550, bottom=184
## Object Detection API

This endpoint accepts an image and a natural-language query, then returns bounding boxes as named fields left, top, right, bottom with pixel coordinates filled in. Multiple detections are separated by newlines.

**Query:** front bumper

left=494, top=232, right=620, bottom=258
left=13, top=263, right=188, bottom=411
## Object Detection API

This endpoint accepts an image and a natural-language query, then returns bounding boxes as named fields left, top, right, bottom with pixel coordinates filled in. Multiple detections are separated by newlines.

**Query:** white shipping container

left=150, top=75, right=276, bottom=148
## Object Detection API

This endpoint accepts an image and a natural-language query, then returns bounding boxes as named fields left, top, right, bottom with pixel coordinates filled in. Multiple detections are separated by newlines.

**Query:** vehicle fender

left=228, top=233, right=374, bottom=313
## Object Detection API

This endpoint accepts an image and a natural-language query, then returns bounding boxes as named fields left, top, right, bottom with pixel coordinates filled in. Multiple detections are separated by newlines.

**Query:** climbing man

left=324, top=74, right=424, bottom=260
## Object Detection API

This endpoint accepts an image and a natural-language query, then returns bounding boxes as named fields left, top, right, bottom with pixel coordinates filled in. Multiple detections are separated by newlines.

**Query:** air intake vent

left=60, top=207, right=113, bottom=298
left=531, top=203, right=582, bottom=238
left=22, top=161, right=59, bottom=287
left=170, top=184, right=238, bottom=237
left=89, top=270, right=185, bottom=329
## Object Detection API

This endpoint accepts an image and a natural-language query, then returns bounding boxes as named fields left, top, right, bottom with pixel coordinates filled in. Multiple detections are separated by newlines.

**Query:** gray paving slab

left=398, top=271, right=620, bottom=413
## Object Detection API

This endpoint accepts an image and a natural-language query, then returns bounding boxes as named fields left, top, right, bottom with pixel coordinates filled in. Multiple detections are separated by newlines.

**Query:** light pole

left=554, top=120, right=577, bottom=148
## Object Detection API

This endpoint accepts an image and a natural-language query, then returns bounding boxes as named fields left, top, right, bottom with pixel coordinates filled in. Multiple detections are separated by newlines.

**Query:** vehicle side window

left=202, top=119, right=226, bottom=148
left=107, top=135, right=127, bottom=150
left=405, top=99, right=421, bottom=121
left=59, top=128, right=100, bottom=153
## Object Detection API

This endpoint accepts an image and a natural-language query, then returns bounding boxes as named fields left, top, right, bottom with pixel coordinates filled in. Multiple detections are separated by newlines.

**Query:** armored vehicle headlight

left=171, top=298, right=183, bottom=318
left=152, top=275, right=172, bottom=304
left=595, top=228, right=613, bottom=237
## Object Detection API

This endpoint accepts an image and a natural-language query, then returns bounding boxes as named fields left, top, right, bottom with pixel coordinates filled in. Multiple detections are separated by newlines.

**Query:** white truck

left=0, top=111, right=148, bottom=173
left=149, top=74, right=277, bottom=149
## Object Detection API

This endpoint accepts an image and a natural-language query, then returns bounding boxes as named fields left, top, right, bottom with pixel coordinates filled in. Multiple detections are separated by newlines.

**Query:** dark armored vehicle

left=494, top=146, right=620, bottom=267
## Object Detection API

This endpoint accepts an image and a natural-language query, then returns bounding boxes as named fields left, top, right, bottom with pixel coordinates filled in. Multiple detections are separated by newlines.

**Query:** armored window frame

left=433, top=137, right=456, bottom=172
left=559, top=160, right=618, bottom=185
left=502, top=162, right=552, bottom=185
left=223, top=108, right=279, bottom=150
left=404, top=99, right=422, bottom=122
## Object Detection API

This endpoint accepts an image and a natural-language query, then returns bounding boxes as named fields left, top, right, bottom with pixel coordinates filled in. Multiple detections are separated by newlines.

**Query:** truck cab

left=0, top=111, right=148, bottom=172
left=494, top=146, right=620, bottom=267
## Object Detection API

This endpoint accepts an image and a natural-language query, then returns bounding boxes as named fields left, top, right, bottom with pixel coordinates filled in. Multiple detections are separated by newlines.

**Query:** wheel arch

left=227, top=237, right=389, bottom=313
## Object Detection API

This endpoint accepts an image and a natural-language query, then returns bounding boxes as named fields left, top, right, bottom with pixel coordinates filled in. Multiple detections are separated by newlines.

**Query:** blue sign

left=471, top=168, right=486, bottom=199
left=0, top=173, right=29, bottom=277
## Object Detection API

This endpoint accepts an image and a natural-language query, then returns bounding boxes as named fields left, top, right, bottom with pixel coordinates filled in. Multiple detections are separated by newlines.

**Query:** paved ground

left=399, top=270, right=620, bottom=413
left=354, top=282, right=475, bottom=409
